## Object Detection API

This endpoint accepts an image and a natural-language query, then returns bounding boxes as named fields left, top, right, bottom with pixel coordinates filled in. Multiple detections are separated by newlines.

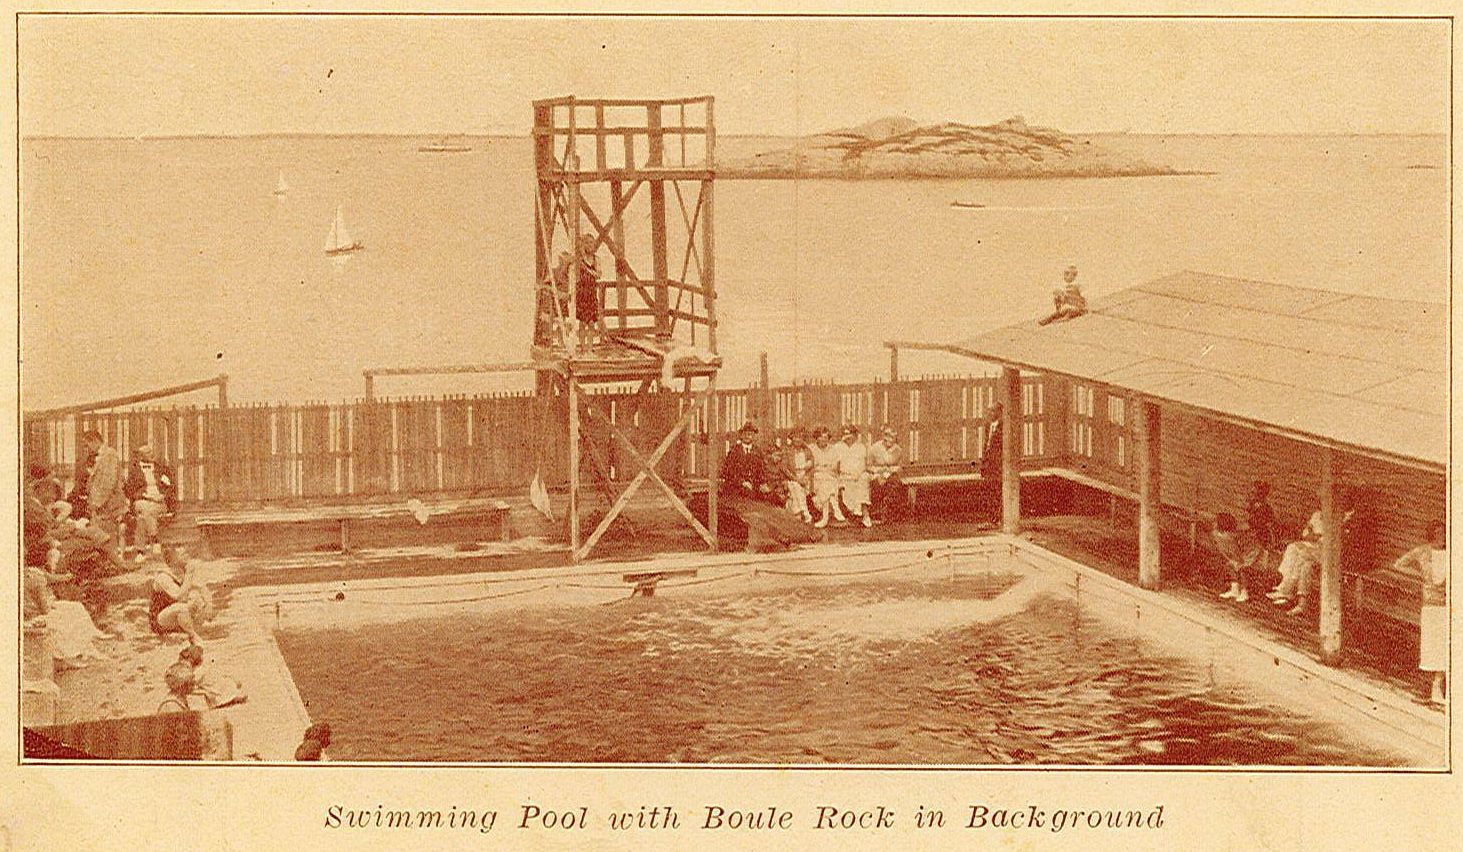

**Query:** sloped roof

left=943, top=271, right=1447, bottom=469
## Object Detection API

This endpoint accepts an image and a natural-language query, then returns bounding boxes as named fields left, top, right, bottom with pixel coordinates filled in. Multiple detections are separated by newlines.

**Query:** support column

left=888, top=345, right=899, bottom=383
left=217, top=374, right=229, bottom=408
left=567, top=374, right=581, bottom=560
left=1134, top=397, right=1162, bottom=590
left=706, top=375, right=719, bottom=551
left=1000, top=366, right=1021, bottom=534
left=1319, top=447, right=1343, bottom=664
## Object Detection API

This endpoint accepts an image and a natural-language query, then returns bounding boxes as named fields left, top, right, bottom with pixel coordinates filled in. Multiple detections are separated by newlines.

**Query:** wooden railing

left=23, top=374, right=1064, bottom=508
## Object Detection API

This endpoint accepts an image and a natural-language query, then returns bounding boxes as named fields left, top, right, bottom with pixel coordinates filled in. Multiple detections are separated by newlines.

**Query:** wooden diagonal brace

left=574, top=384, right=713, bottom=561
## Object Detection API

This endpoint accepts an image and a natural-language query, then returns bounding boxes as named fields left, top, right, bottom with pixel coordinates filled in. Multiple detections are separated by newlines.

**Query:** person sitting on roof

left=1038, top=265, right=1088, bottom=325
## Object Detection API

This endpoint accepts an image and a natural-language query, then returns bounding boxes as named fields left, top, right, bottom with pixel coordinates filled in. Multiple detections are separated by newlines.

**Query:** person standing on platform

left=835, top=425, right=873, bottom=528
left=868, top=426, right=906, bottom=523
left=1393, top=522, right=1448, bottom=706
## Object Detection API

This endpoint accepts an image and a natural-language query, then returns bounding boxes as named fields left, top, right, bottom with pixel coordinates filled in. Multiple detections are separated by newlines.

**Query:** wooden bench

left=196, top=499, right=513, bottom=558
left=1346, top=566, right=1423, bottom=627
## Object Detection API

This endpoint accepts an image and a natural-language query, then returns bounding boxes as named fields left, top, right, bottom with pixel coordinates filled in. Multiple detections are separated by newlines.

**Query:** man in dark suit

left=722, top=422, right=771, bottom=501
left=124, top=444, right=177, bottom=561
left=978, top=403, right=1005, bottom=525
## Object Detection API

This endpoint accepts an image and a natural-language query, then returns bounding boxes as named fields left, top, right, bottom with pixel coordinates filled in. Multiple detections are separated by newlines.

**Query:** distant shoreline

left=716, top=167, right=1218, bottom=181
left=21, top=131, right=1448, bottom=142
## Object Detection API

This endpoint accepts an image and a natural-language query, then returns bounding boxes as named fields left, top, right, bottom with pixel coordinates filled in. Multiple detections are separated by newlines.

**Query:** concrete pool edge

left=241, top=533, right=1448, bottom=769
left=1001, top=536, right=1448, bottom=770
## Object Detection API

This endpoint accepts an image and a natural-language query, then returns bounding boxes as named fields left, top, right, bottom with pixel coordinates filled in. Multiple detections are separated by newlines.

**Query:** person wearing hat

left=1038, top=265, right=1088, bottom=325
left=721, top=422, right=769, bottom=500
left=868, top=426, right=906, bottom=523
left=125, top=443, right=177, bottom=563
left=718, top=422, right=819, bottom=551
left=834, top=425, right=874, bottom=528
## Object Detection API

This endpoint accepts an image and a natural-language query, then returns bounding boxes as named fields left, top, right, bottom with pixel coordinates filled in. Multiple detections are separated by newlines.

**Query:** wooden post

left=217, top=375, right=229, bottom=408
left=700, top=99, right=716, bottom=355
left=706, top=375, right=719, bottom=551
left=1000, top=366, right=1021, bottom=534
left=1319, top=447, right=1343, bottom=664
left=567, top=374, right=581, bottom=559
left=610, top=180, right=627, bottom=332
left=363, top=373, right=374, bottom=401
left=759, top=352, right=770, bottom=426
left=1135, top=397, right=1162, bottom=590
left=888, top=345, right=899, bottom=383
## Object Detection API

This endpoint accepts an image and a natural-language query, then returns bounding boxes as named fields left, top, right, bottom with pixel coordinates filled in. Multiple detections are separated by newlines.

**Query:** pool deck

left=32, top=502, right=1445, bottom=764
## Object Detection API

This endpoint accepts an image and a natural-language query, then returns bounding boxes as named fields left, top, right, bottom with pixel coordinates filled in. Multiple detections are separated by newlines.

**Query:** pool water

left=275, top=571, right=1406, bottom=765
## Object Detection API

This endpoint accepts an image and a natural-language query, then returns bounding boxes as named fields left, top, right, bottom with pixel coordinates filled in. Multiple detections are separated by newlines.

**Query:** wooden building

left=931, top=271, right=1447, bottom=664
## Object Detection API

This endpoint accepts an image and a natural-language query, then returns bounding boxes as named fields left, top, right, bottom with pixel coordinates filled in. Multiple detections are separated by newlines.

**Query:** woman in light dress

left=835, top=424, right=873, bottom=528
left=781, top=428, right=814, bottom=523
left=809, top=426, right=846, bottom=528
left=1393, top=521, right=1447, bottom=706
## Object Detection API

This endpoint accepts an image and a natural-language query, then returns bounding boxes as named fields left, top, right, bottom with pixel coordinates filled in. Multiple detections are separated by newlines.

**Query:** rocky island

left=721, top=115, right=1192, bottom=179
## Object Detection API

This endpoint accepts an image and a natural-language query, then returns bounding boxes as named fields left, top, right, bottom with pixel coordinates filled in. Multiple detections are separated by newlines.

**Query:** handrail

left=24, top=374, right=229, bottom=418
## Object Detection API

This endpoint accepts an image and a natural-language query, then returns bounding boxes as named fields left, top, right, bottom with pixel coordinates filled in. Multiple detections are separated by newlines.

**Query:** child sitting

left=1212, top=512, right=1260, bottom=603
left=179, top=644, right=247, bottom=709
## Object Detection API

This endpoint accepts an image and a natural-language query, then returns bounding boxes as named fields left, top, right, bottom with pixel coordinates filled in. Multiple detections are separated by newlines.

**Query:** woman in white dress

left=809, top=426, right=846, bottom=528
left=781, top=429, right=814, bottom=523
left=1394, top=521, right=1447, bottom=706
left=835, top=424, right=873, bottom=528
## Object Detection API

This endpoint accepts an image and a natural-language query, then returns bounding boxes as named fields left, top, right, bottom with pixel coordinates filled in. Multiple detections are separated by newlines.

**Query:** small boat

left=272, top=171, right=290, bottom=196
left=1405, top=164, right=1441, bottom=170
left=324, top=205, right=364, bottom=256
left=418, top=138, right=472, bottom=153
left=950, top=201, right=986, bottom=209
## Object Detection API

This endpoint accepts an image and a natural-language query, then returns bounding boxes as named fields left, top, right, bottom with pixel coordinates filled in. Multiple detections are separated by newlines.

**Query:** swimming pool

left=260, top=539, right=1434, bottom=766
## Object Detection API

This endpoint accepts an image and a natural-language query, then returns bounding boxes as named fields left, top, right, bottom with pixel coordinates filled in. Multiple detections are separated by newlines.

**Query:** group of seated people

left=23, top=435, right=236, bottom=713
left=718, top=422, right=907, bottom=548
left=1207, top=481, right=1373, bottom=616
left=1208, top=480, right=1446, bottom=704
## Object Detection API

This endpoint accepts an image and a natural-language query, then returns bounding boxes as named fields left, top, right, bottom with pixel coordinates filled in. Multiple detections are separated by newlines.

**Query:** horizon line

left=20, top=130, right=1450, bottom=142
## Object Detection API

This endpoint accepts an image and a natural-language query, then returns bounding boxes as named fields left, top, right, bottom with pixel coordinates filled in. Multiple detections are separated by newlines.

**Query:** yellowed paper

left=6, top=5, right=1462, bottom=850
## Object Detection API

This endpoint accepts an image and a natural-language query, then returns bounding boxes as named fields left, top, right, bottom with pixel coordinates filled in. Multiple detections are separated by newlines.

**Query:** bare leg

left=157, top=602, right=203, bottom=645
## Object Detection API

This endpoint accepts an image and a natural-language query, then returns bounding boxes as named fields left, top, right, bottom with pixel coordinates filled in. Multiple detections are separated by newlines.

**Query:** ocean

left=20, top=133, right=1447, bottom=409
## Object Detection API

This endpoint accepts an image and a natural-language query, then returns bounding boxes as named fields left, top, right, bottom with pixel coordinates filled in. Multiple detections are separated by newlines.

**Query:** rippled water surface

left=277, top=575, right=1405, bottom=765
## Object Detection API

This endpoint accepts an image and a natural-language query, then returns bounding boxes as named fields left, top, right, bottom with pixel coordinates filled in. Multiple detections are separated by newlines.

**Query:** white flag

left=529, top=470, right=555, bottom=522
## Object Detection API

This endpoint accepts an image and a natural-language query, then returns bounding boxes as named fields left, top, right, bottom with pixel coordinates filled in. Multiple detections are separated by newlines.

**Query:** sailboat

left=418, top=137, right=472, bottom=153
left=273, top=171, right=290, bottom=196
left=324, top=205, right=365, bottom=256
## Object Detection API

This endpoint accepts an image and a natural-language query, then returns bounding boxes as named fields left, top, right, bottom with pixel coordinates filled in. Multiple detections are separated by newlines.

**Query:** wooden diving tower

left=531, top=95, right=722, bottom=562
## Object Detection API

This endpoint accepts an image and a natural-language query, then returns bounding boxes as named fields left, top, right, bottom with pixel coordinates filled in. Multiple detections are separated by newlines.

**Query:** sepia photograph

left=9, top=8, right=1459, bottom=844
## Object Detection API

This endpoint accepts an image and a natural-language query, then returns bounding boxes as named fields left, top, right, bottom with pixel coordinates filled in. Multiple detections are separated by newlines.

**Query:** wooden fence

left=23, top=374, right=1061, bottom=507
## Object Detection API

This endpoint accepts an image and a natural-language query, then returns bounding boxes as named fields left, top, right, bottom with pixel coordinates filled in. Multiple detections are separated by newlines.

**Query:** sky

left=20, top=15, right=1451, bottom=137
